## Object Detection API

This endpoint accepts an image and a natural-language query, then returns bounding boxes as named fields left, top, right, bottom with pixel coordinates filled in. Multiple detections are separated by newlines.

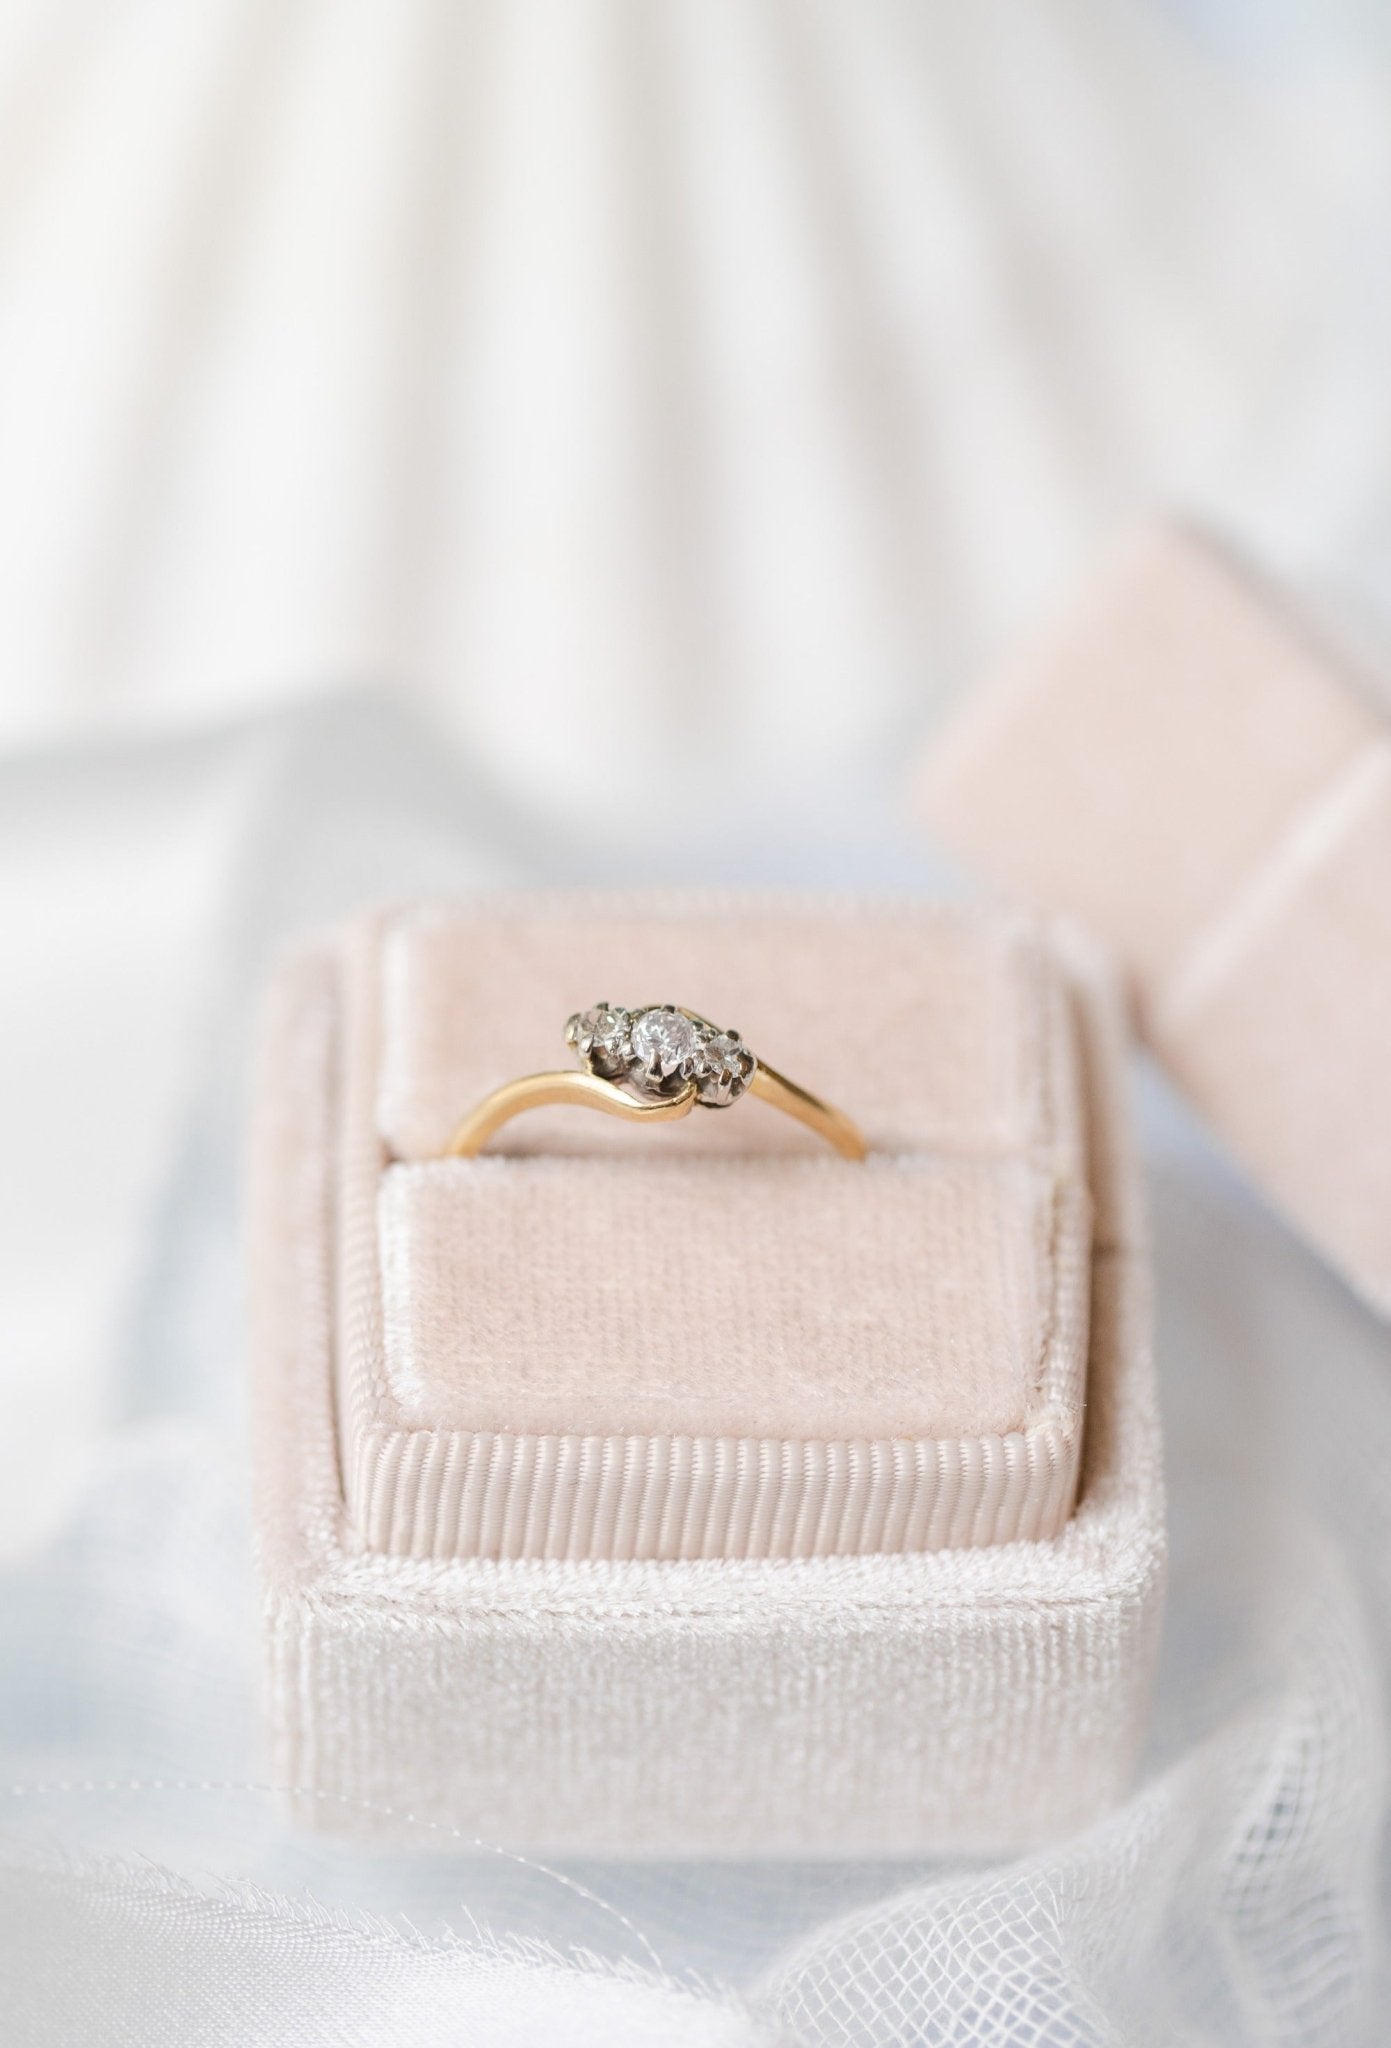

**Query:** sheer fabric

left=0, top=708, right=1388, bottom=2042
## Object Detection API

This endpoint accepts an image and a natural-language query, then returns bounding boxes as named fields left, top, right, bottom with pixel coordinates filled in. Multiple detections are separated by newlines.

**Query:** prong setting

left=566, top=1002, right=758, bottom=1109
left=564, top=1003, right=632, bottom=1079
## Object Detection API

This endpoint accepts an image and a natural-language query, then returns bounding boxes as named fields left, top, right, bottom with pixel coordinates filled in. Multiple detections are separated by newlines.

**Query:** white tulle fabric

left=2, top=0, right=1391, bottom=2039
left=2, top=706, right=1389, bottom=2042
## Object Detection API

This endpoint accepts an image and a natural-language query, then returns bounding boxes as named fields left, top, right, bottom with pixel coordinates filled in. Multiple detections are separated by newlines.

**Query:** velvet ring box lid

left=251, top=894, right=1162, bottom=1854
left=921, top=524, right=1391, bottom=1317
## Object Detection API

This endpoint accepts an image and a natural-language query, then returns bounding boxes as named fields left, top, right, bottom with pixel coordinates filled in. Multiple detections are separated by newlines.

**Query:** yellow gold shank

left=444, top=1061, right=866, bottom=1161
left=446, top=1071, right=698, bottom=1158
left=748, top=1063, right=868, bottom=1160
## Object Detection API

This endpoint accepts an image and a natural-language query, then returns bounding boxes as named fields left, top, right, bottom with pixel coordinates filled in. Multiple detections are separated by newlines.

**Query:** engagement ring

left=444, top=1003, right=867, bottom=1160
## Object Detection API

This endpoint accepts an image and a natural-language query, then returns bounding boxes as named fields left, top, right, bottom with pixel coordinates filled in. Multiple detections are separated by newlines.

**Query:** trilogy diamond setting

left=565, top=1002, right=758, bottom=1109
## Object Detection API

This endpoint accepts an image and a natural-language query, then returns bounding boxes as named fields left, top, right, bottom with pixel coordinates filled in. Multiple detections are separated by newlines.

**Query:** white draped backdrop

left=2, top=2, right=1391, bottom=2040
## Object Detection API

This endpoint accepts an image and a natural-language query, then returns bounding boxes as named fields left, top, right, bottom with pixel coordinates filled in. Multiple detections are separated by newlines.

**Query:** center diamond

left=628, top=1006, right=700, bottom=1087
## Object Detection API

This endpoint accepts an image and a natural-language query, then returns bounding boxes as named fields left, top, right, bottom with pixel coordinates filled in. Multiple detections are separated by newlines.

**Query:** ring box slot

left=346, top=903, right=1093, bottom=1560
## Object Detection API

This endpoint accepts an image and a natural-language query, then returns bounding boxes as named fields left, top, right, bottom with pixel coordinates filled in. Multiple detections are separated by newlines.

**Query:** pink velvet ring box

left=922, top=524, right=1391, bottom=1318
left=250, top=896, right=1164, bottom=1856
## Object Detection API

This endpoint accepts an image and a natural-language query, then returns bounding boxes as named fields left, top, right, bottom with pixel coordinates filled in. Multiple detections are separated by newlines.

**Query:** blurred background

left=4, top=4, right=1391, bottom=2038
left=3, top=0, right=1391, bottom=838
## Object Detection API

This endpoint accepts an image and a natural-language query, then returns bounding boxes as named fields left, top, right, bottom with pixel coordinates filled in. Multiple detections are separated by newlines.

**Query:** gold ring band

left=444, top=1002, right=867, bottom=1161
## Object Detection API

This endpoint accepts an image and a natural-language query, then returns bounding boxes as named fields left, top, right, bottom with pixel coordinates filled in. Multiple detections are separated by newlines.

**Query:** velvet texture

left=923, top=525, right=1391, bottom=1317
left=249, top=895, right=1163, bottom=1856
left=344, top=900, right=1094, bottom=1557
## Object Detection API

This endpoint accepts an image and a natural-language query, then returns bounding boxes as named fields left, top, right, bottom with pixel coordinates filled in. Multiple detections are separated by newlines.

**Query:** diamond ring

left=444, top=1003, right=866, bottom=1160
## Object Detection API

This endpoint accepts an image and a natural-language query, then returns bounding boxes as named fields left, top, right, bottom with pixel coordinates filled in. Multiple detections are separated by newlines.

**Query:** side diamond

left=566, top=1003, right=630, bottom=1078
left=693, top=1028, right=757, bottom=1107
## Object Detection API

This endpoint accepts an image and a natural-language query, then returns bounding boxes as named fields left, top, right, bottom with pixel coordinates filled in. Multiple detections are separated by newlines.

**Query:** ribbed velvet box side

left=249, top=911, right=1164, bottom=1857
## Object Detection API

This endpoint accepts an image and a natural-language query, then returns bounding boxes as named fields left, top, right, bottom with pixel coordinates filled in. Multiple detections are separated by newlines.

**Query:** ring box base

left=249, top=896, right=1164, bottom=1856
